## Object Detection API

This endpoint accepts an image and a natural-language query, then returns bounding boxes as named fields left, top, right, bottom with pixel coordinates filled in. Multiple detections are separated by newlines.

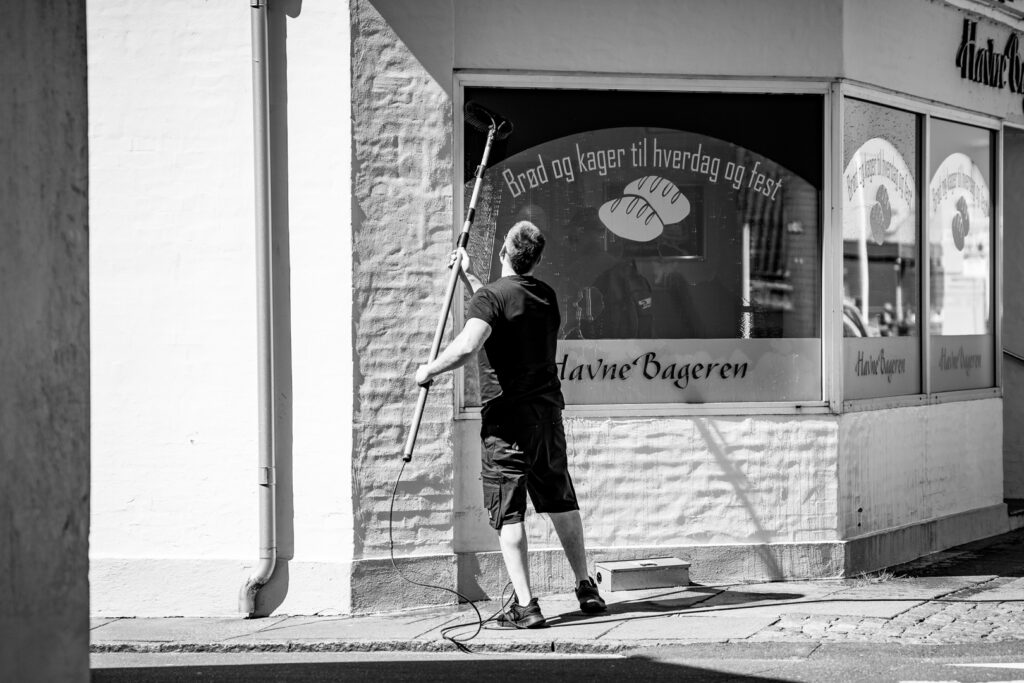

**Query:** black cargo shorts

left=480, top=412, right=579, bottom=531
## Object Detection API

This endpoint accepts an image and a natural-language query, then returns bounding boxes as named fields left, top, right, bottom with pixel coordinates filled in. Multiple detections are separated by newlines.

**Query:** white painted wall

left=455, top=416, right=841, bottom=554
left=89, top=0, right=352, bottom=617
left=844, top=0, right=1024, bottom=127
left=371, top=0, right=845, bottom=85
left=452, top=0, right=844, bottom=76
left=839, top=399, right=1004, bottom=537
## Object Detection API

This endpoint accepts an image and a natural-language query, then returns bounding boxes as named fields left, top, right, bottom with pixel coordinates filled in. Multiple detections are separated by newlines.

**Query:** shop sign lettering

left=501, top=136, right=781, bottom=199
left=854, top=349, right=907, bottom=384
left=930, top=163, right=991, bottom=218
left=556, top=352, right=748, bottom=390
left=955, top=18, right=1024, bottom=112
left=842, top=138, right=915, bottom=246
left=938, top=345, right=983, bottom=375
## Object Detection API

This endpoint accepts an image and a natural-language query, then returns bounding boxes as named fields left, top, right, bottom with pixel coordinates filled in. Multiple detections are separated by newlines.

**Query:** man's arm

left=414, top=317, right=491, bottom=386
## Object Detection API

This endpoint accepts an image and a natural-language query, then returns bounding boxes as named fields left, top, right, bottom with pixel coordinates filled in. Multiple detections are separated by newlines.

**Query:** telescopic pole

left=402, top=125, right=498, bottom=462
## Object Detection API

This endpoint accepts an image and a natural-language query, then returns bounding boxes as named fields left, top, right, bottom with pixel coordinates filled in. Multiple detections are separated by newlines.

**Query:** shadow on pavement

left=92, top=655, right=792, bottom=682
left=544, top=585, right=805, bottom=627
left=890, top=527, right=1024, bottom=580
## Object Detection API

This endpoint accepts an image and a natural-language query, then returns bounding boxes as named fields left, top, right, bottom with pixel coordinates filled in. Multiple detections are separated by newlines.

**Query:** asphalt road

left=92, top=642, right=1024, bottom=682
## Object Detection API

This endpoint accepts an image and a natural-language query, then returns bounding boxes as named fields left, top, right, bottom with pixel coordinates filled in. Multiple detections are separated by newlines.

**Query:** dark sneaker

left=575, top=577, right=607, bottom=613
left=495, top=597, right=547, bottom=629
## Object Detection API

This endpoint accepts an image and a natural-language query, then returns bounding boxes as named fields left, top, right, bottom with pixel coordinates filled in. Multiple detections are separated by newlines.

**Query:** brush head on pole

left=464, top=101, right=513, bottom=140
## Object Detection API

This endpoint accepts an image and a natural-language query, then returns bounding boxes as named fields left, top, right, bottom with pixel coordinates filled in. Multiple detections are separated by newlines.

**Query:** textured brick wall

left=0, top=1, right=90, bottom=679
left=351, top=0, right=455, bottom=559
left=456, top=415, right=841, bottom=554
left=566, top=415, right=840, bottom=545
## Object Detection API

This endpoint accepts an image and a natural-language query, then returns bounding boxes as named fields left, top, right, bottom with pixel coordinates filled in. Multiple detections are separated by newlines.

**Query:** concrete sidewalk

left=91, top=528, right=1024, bottom=654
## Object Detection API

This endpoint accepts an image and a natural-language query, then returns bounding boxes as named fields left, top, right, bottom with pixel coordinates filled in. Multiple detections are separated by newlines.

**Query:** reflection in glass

left=466, top=127, right=820, bottom=342
left=927, top=119, right=992, bottom=337
left=842, top=99, right=919, bottom=339
left=460, top=89, right=823, bottom=406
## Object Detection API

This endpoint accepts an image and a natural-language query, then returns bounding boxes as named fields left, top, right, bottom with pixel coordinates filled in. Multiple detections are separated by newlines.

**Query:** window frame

left=453, top=71, right=833, bottom=418
left=838, top=82, right=1003, bottom=413
left=451, top=74, right=1005, bottom=419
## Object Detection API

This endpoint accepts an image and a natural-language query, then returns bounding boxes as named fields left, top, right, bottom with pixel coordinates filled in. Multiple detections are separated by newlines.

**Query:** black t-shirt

left=467, top=275, right=564, bottom=424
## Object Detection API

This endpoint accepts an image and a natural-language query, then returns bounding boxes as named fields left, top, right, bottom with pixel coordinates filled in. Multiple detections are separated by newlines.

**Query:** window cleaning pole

left=239, top=0, right=276, bottom=617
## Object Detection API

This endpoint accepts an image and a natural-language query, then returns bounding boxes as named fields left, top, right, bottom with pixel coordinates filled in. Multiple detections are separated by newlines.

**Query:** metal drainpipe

left=239, top=0, right=277, bottom=617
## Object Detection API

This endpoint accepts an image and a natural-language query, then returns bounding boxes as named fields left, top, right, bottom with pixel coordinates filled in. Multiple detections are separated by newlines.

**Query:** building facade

left=90, top=0, right=1024, bottom=617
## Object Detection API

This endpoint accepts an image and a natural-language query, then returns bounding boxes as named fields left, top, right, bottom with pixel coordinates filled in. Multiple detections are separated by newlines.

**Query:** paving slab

left=827, top=576, right=987, bottom=601
left=418, top=605, right=622, bottom=643
left=692, top=581, right=846, bottom=610
left=234, top=613, right=463, bottom=643
left=601, top=612, right=780, bottom=641
left=958, top=577, right=1024, bottom=602
left=90, top=618, right=119, bottom=631
left=91, top=617, right=291, bottom=643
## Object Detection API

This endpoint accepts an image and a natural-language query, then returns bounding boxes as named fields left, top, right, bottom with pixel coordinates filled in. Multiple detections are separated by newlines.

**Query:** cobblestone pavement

left=749, top=529, right=1024, bottom=644
left=750, top=594, right=1024, bottom=643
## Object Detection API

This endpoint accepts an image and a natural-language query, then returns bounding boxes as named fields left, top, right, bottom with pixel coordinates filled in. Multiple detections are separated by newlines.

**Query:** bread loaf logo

left=870, top=185, right=892, bottom=244
left=951, top=195, right=970, bottom=251
left=843, top=138, right=915, bottom=247
left=929, top=152, right=990, bottom=255
left=598, top=176, right=691, bottom=242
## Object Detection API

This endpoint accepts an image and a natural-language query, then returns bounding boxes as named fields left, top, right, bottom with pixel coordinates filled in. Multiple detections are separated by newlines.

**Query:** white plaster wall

left=839, top=399, right=1004, bottom=538
left=453, top=0, right=844, bottom=76
left=350, top=0, right=457, bottom=565
left=844, top=0, right=1024, bottom=126
left=372, top=0, right=1024, bottom=124
left=370, top=0, right=844, bottom=83
left=89, top=0, right=352, bottom=617
left=455, top=416, right=840, bottom=553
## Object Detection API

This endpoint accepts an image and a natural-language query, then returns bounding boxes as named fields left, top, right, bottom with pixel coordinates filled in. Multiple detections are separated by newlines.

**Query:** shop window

left=842, top=98, right=921, bottom=400
left=927, top=119, right=995, bottom=392
left=461, top=87, right=822, bottom=406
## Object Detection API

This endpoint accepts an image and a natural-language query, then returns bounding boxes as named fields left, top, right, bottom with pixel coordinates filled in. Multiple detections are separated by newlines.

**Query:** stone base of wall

left=451, top=504, right=1010, bottom=602
left=90, top=558, right=352, bottom=618
left=91, top=505, right=1011, bottom=616
left=844, top=503, right=1009, bottom=574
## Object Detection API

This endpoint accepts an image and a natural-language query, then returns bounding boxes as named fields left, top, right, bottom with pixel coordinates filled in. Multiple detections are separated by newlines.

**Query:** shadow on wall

left=364, top=0, right=454, bottom=94
left=250, top=0, right=302, bottom=618
left=694, top=420, right=784, bottom=580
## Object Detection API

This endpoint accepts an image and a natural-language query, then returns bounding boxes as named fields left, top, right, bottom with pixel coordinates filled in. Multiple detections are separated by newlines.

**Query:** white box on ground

left=595, top=557, right=691, bottom=592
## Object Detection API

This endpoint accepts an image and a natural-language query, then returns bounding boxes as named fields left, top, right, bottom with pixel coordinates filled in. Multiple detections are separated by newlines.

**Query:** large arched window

left=462, top=87, right=823, bottom=405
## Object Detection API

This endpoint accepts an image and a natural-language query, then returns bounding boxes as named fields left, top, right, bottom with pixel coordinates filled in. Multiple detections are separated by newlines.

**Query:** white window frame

left=453, top=71, right=834, bottom=418
left=838, top=82, right=1003, bottom=413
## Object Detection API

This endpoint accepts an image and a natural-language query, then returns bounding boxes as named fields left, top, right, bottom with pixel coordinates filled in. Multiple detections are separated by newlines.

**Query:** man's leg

left=550, top=509, right=606, bottom=613
left=498, top=521, right=533, bottom=603
left=548, top=509, right=589, bottom=584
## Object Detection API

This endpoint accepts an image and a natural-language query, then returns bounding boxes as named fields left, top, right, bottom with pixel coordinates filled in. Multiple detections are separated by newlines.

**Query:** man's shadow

left=542, top=585, right=806, bottom=627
